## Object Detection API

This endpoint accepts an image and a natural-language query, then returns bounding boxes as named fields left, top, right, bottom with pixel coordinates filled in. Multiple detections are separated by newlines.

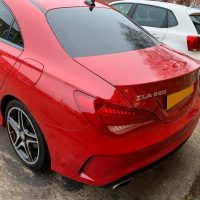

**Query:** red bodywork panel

left=0, top=0, right=199, bottom=186
left=76, top=45, right=197, bottom=86
left=18, top=59, right=44, bottom=85
left=0, top=42, right=22, bottom=87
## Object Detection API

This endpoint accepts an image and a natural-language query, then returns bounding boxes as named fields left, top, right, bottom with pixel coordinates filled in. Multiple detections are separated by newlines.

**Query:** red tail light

left=187, top=36, right=200, bottom=51
left=74, top=91, right=155, bottom=135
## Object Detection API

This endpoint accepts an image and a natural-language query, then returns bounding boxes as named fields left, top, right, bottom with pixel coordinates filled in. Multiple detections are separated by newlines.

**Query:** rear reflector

left=187, top=36, right=200, bottom=51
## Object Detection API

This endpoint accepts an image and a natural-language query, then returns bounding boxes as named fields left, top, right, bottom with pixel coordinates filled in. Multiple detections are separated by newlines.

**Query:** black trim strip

left=30, top=0, right=46, bottom=14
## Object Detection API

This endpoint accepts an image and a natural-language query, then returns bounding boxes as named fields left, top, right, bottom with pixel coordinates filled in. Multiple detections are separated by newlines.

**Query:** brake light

left=74, top=91, right=154, bottom=135
left=187, top=36, right=200, bottom=51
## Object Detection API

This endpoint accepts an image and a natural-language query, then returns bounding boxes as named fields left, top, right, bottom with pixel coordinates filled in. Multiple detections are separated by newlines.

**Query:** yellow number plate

left=167, top=85, right=194, bottom=110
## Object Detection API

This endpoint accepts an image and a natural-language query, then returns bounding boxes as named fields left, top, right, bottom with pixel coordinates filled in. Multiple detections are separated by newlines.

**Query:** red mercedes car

left=0, top=0, right=199, bottom=187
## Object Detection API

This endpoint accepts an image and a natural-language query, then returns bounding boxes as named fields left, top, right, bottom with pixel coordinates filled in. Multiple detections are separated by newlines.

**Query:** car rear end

left=46, top=5, right=200, bottom=186
left=74, top=46, right=200, bottom=186
left=187, top=10, right=200, bottom=59
left=171, top=7, right=200, bottom=60
left=144, top=6, right=200, bottom=61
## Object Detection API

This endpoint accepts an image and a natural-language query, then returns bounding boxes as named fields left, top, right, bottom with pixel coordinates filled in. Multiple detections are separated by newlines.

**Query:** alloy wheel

left=7, top=107, right=40, bottom=165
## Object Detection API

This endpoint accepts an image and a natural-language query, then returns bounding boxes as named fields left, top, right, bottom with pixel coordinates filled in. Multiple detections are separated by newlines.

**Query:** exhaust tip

left=112, top=178, right=133, bottom=190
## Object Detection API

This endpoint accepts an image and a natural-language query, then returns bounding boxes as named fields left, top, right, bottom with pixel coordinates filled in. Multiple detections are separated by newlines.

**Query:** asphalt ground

left=0, top=122, right=200, bottom=200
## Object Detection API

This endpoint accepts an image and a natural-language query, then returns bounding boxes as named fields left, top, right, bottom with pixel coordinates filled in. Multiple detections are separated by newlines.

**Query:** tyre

left=5, top=100, right=50, bottom=171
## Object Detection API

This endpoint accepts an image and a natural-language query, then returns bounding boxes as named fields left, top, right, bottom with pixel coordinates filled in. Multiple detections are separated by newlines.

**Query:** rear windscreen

left=47, top=7, right=157, bottom=58
left=190, top=15, right=200, bottom=34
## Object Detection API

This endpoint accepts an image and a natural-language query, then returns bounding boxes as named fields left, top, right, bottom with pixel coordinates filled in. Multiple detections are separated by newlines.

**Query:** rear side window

left=168, top=10, right=178, bottom=28
left=0, top=2, right=23, bottom=47
left=9, top=21, right=23, bottom=47
left=190, top=15, right=200, bottom=34
left=112, top=3, right=133, bottom=15
left=0, top=2, right=14, bottom=40
left=47, top=7, right=157, bottom=58
left=132, top=5, right=167, bottom=28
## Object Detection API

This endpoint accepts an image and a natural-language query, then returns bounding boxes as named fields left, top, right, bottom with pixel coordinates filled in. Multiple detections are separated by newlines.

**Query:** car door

left=0, top=1, right=23, bottom=88
left=130, top=4, right=168, bottom=42
left=161, top=10, right=181, bottom=50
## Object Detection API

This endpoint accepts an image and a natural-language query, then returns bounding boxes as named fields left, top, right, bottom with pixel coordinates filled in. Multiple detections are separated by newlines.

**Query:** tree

left=176, top=0, right=190, bottom=6
left=160, top=0, right=199, bottom=6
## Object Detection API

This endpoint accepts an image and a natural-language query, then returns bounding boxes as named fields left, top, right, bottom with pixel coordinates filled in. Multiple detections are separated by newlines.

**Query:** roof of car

left=110, top=0, right=200, bottom=14
left=35, top=0, right=108, bottom=11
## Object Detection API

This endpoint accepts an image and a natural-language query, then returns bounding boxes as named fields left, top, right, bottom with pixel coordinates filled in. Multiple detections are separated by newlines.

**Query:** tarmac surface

left=0, top=123, right=200, bottom=200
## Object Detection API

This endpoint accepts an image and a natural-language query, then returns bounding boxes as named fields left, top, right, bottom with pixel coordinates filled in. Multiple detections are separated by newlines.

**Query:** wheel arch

left=1, top=95, right=17, bottom=126
left=0, top=95, right=51, bottom=168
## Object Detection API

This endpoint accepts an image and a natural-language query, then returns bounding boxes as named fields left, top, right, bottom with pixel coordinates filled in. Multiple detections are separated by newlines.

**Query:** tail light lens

left=74, top=91, right=155, bottom=135
left=187, top=36, right=200, bottom=51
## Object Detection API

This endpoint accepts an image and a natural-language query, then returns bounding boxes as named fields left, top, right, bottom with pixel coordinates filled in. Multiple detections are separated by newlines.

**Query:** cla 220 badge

left=136, top=90, right=167, bottom=101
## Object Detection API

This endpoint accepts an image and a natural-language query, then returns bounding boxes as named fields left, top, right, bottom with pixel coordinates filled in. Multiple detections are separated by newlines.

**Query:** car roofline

left=31, top=0, right=109, bottom=12
left=109, top=0, right=200, bottom=13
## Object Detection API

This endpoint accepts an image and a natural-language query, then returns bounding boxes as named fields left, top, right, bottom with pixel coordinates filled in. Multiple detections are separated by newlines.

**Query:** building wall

left=161, top=0, right=200, bottom=6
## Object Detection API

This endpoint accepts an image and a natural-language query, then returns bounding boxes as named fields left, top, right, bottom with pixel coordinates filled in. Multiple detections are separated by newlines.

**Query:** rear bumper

left=106, top=134, right=191, bottom=189
left=44, top=96, right=200, bottom=186
left=79, top=115, right=199, bottom=186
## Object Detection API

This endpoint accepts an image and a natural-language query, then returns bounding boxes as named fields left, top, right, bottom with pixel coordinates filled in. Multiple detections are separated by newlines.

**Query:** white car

left=110, top=0, right=200, bottom=60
